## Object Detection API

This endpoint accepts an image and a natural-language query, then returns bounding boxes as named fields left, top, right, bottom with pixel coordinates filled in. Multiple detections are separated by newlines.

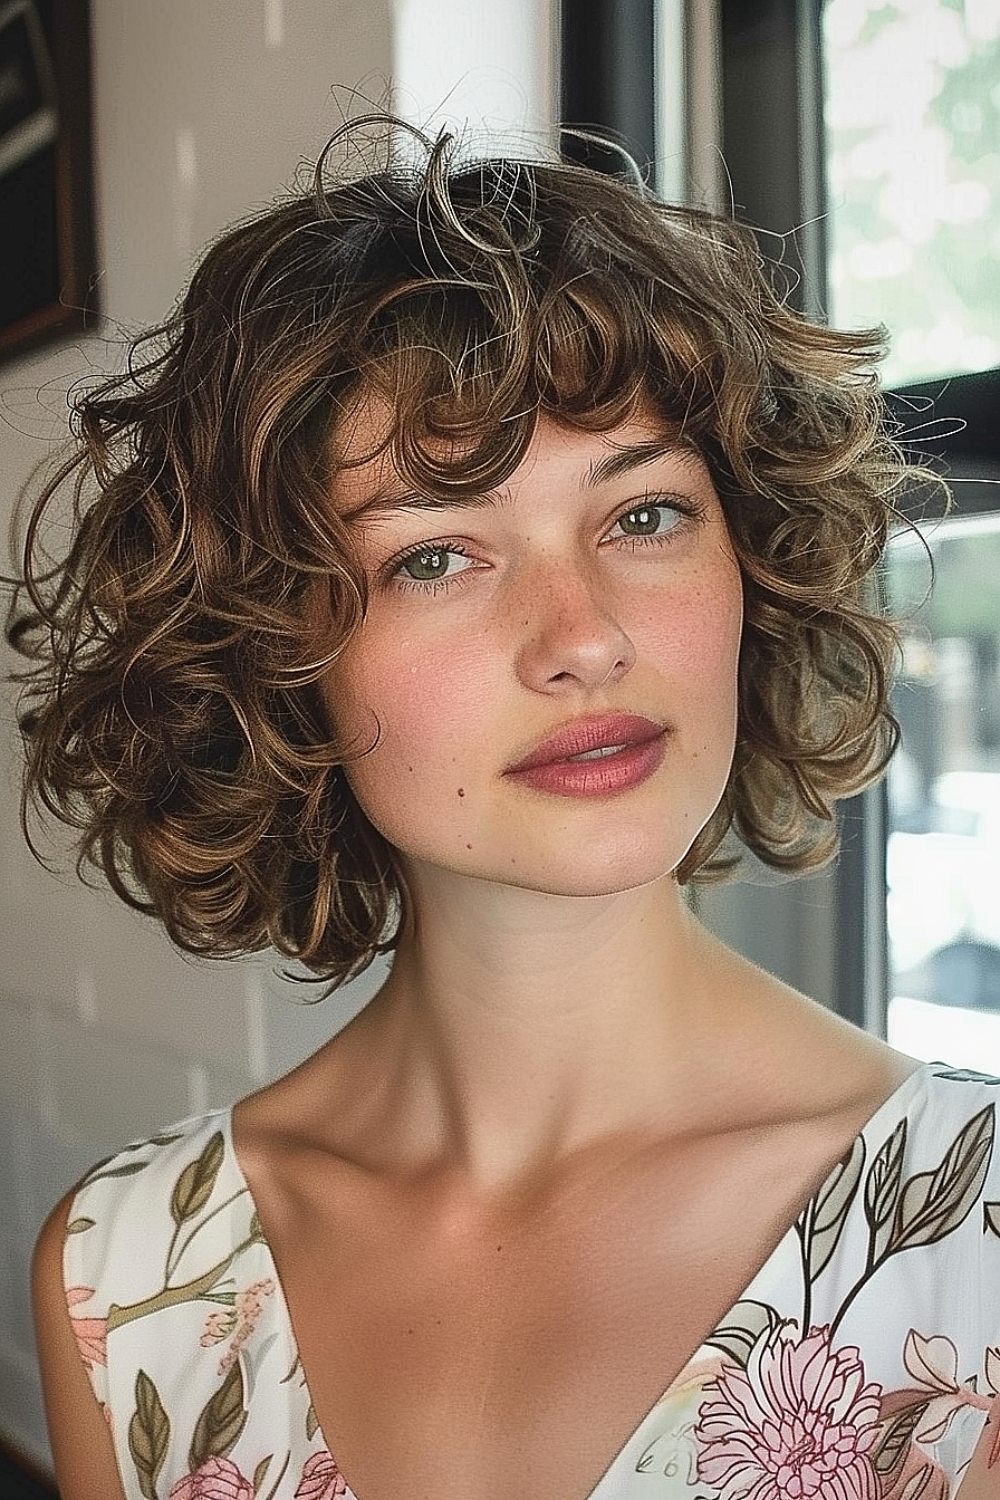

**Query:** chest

left=257, top=1120, right=848, bottom=1500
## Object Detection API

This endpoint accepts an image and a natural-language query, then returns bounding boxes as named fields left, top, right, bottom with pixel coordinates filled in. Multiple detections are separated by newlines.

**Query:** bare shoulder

left=32, top=1190, right=127, bottom=1500
left=703, top=929, right=922, bottom=1132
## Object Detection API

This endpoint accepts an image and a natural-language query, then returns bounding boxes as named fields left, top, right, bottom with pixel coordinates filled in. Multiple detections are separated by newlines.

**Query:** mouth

left=506, top=713, right=666, bottom=773
left=563, top=743, right=631, bottom=761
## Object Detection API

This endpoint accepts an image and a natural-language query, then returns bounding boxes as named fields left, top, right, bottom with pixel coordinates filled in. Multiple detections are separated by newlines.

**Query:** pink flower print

left=201, top=1308, right=238, bottom=1347
left=168, top=1456, right=255, bottom=1499
left=294, top=1450, right=348, bottom=1498
left=65, top=1286, right=107, bottom=1370
left=695, top=1321, right=883, bottom=1499
left=217, top=1277, right=276, bottom=1375
left=902, top=1328, right=993, bottom=1444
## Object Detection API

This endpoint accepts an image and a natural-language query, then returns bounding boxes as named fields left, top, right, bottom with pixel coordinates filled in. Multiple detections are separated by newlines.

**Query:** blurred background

left=0, top=0, right=998, bottom=1483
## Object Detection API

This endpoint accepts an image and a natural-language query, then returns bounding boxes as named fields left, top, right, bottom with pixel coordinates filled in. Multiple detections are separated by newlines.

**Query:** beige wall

left=1, top=0, right=561, bottom=1466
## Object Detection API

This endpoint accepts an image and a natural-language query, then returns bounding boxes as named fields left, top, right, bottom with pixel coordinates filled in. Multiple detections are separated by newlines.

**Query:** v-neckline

left=223, top=1058, right=933, bottom=1500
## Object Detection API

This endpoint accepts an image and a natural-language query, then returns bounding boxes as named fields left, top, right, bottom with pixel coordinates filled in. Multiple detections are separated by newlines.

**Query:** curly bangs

left=8, top=122, right=918, bottom=988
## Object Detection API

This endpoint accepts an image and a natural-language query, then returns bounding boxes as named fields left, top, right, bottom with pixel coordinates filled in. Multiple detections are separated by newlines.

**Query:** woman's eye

left=393, top=545, right=474, bottom=585
left=389, top=500, right=694, bottom=593
left=608, top=504, right=684, bottom=544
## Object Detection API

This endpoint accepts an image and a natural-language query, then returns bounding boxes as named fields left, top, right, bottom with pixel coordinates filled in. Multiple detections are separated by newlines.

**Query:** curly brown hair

left=7, top=121, right=925, bottom=989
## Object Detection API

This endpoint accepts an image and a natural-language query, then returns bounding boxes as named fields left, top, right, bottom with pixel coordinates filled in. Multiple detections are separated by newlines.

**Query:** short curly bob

left=9, top=121, right=923, bottom=989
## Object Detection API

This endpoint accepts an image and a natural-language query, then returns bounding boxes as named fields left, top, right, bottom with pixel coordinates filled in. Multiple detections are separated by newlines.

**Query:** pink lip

left=505, top=713, right=666, bottom=773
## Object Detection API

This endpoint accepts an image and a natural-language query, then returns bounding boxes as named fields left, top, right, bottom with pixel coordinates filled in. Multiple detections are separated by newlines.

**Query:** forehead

left=328, top=395, right=702, bottom=523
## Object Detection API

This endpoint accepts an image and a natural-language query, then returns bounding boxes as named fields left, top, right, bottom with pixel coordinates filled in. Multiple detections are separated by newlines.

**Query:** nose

left=511, top=555, right=636, bottom=693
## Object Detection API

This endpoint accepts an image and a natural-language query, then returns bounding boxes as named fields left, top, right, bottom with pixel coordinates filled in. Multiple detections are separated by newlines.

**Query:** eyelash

left=385, top=497, right=704, bottom=595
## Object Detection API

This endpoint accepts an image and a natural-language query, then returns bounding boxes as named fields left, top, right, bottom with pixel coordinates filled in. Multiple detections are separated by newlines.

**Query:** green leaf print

left=188, top=1360, right=248, bottom=1470
left=864, top=1117, right=908, bottom=1266
left=806, top=1132, right=866, bottom=1281
left=829, top=1102, right=995, bottom=1341
left=128, top=1370, right=171, bottom=1500
left=84, top=1161, right=151, bottom=1187
left=171, top=1131, right=225, bottom=1227
left=985, top=1200, right=1000, bottom=1240
left=886, top=1102, right=994, bottom=1256
left=931, top=1068, right=1000, bottom=1084
left=65, top=1217, right=95, bottom=1235
left=253, top=1456, right=273, bottom=1492
left=263, top=1454, right=291, bottom=1500
left=705, top=1299, right=778, bottom=1366
left=80, top=1132, right=189, bottom=1190
left=306, top=1403, right=319, bottom=1441
left=870, top=1399, right=928, bottom=1482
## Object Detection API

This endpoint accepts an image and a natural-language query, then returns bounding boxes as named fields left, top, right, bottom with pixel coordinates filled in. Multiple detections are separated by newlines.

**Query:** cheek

left=328, top=625, right=491, bottom=785
left=648, top=564, right=743, bottom=705
left=696, top=584, right=743, bottom=692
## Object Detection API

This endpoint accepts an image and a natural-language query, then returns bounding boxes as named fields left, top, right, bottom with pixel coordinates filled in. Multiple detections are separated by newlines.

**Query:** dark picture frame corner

left=0, top=0, right=98, bottom=364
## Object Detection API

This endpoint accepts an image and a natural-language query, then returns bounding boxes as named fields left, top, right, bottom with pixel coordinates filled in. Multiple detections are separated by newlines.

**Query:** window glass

left=822, top=0, right=1000, bottom=387
left=885, top=516, right=1000, bottom=1065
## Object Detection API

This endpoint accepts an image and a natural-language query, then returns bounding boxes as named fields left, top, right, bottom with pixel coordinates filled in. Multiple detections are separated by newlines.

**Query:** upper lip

left=505, top=714, right=666, bottom=773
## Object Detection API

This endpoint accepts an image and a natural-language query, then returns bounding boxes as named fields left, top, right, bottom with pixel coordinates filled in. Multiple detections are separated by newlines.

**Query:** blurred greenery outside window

left=822, top=0, right=1000, bottom=387
left=823, top=0, right=1000, bottom=1065
left=883, top=522, right=1000, bottom=1064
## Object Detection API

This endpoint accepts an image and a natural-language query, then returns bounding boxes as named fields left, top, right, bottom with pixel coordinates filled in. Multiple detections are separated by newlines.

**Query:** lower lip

left=507, top=734, right=667, bottom=797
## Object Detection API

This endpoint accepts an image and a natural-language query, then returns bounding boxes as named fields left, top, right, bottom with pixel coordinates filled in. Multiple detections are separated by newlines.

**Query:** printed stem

left=828, top=1257, right=888, bottom=1343
left=828, top=1216, right=886, bottom=1341
left=165, top=1188, right=249, bottom=1283
left=163, top=1221, right=182, bottom=1286
left=106, top=1234, right=258, bottom=1333
left=796, top=1212, right=813, bottom=1336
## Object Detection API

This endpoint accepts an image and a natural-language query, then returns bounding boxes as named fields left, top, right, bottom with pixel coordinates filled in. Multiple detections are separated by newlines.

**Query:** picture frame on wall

left=0, top=0, right=97, bottom=362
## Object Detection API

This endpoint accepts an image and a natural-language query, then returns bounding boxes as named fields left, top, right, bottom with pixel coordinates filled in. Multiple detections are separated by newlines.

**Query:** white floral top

left=63, top=1059, right=1000, bottom=1500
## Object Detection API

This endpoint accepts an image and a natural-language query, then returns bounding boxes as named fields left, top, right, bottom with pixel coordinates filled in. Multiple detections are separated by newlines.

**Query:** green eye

left=614, top=505, right=680, bottom=538
left=401, top=548, right=452, bottom=581
left=392, top=544, right=476, bottom=588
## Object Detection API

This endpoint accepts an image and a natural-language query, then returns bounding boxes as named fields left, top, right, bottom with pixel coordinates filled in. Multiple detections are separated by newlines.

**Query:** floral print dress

left=63, top=1060, right=1000, bottom=1500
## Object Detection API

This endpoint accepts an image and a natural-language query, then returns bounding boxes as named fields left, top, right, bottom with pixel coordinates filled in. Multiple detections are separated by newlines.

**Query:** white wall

left=394, top=0, right=557, bottom=150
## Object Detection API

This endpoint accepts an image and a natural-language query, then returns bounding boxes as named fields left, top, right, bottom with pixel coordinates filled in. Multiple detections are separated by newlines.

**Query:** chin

left=496, top=867, right=676, bottom=900
left=458, top=825, right=703, bottom=899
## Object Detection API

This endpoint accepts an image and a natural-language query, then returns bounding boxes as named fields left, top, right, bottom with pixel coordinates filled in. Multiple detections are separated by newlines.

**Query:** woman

left=18, top=122, right=1000, bottom=1500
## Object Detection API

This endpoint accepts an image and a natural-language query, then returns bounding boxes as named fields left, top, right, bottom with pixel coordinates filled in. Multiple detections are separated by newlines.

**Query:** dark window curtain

left=559, top=0, right=655, bottom=174
left=718, top=0, right=877, bottom=1029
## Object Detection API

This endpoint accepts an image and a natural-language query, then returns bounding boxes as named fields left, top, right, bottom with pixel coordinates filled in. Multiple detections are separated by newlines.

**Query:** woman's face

left=320, top=403, right=743, bottom=899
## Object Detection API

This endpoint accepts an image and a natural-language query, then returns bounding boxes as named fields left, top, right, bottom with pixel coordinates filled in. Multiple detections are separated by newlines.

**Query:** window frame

left=559, top=0, right=1000, bottom=1030
left=719, top=0, right=1000, bottom=1031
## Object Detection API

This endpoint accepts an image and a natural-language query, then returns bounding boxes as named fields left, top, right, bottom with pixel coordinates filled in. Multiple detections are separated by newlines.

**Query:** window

left=884, top=515, right=1000, bottom=1063
left=823, top=0, right=1000, bottom=1062
left=568, top=0, right=1000, bottom=1047
left=823, top=0, right=1000, bottom=388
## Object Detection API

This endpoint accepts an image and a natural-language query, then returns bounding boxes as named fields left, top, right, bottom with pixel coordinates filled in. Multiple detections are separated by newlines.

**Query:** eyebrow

left=583, top=438, right=699, bottom=488
left=341, top=438, right=700, bottom=522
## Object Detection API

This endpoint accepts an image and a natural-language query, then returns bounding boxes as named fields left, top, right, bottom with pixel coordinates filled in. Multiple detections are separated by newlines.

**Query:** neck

left=335, top=868, right=750, bottom=1193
